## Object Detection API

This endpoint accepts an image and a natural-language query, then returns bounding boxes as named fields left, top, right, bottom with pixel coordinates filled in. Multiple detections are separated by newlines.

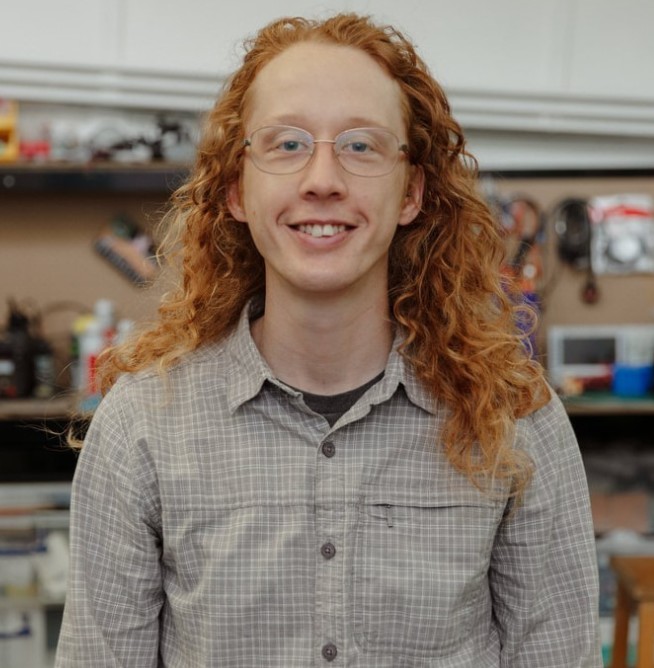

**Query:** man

left=56, top=13, right=601, bottom=667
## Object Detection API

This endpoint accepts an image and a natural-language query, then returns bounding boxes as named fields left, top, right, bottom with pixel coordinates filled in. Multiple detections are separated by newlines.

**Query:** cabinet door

left=118, top=0, right=350, bottom=76
left=0, top=0, right=119, bottom=68
left=566, top=0, right=654, bottom=101
left=344, top=0, right=570, bottom=95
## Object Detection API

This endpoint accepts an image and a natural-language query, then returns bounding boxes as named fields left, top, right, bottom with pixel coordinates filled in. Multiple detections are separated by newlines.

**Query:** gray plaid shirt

left=56, top=306, right=602, bottom=667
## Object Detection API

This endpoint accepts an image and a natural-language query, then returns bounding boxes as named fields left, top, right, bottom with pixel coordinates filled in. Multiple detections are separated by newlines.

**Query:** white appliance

left=547, top=324, right=654, bottom=390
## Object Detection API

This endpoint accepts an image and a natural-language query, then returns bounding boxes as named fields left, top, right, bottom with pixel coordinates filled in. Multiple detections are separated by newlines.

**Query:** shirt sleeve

left=55, top=382, right=163, bottom=667
left=489, top=393, right=603, bottom=667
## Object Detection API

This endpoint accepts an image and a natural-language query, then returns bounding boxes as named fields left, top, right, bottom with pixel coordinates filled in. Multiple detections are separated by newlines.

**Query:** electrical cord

left=551, top=197, right=592, bottom=269
left=550, top=197, right=599, bottom=304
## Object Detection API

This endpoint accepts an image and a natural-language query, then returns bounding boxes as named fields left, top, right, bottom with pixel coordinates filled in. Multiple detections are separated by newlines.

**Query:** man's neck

left=251, top=291, right=394, bottom=395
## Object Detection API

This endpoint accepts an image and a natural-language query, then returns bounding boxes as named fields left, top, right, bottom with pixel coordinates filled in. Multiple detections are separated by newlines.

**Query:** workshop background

left=2, top=1, right=654, bottom=665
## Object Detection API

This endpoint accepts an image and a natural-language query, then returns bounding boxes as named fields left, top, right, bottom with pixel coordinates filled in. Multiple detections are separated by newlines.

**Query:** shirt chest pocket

left=351, top=488, right=503, bottom=659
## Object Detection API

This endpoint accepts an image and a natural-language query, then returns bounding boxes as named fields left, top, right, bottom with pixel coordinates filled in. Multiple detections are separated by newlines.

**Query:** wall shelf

left=0, top=162, right=188, bottom=193
left=0, top=397, right=73, bottom=421
left=3, top=162, right=654, bottom=196
left=563, top=394, right=654, bottom=416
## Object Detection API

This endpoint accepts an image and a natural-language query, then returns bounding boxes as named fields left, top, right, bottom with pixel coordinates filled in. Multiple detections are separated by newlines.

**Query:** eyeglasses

left=243, top=125, right=408, bottom=177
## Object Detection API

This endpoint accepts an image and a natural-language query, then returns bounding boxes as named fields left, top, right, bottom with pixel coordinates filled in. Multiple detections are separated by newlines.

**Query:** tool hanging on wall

left=94, top=214, right=158, bottom=286
left=496, top=195, right=546, bottom=357
left=588, top=194, right=654, bottom=275
left=551, top=197, right=599, bottom=305
left=553, top=198, right=591, bottom=268
left=499, top=195, right=545, bottom=296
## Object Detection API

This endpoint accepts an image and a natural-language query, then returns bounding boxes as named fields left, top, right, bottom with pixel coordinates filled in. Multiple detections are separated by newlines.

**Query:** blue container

left=612, top=364, right=654, bottom=397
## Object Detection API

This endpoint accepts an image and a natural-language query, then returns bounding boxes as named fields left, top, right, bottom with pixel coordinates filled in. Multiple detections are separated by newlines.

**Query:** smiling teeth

left=298, top=224, right=347, bottom=238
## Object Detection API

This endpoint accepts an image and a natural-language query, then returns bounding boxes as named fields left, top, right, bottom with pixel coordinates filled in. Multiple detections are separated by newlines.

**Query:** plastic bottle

left=93, top=299, right=116, bottom=346
left=115, top=319, right=135, bottom=345
left=71, top=300, right=116, bottom=396
left=79, top=319, right=105, bottom=398
left=69, top=314, right=94, bottom=392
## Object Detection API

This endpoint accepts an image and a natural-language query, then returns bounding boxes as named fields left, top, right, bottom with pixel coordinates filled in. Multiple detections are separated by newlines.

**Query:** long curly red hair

left=97, top=13, right=549, bottom=496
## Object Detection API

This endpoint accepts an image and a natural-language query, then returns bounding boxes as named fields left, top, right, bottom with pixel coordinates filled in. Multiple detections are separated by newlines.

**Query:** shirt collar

left=375, top=331, right=438, bottom=416
left=223, top=301, right=438, bottom=416
left=224, top=300, right=278, bottom=413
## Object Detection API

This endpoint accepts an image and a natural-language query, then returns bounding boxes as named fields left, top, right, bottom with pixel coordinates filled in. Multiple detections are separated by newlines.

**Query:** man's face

left=228, top=42, right=423, bottom=302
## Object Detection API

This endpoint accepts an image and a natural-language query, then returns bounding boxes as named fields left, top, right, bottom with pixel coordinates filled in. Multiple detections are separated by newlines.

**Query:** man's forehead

left=243, top=42, right=405, bottom=131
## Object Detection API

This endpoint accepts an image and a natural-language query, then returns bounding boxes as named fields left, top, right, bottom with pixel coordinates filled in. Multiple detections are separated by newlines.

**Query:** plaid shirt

left=56, top=306, right=602, bottom=667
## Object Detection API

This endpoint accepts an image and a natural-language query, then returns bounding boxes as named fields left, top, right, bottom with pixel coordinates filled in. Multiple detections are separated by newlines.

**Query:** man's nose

left=299, top=142, right=348, bottom=198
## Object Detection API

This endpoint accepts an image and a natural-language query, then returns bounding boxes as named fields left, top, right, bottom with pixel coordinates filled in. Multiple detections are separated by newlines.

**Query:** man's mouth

left=296, top=223, right=349, bottom=238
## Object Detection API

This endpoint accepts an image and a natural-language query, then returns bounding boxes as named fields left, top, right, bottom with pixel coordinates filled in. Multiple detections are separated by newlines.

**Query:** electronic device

left=547, top=324, right=654, bottom=391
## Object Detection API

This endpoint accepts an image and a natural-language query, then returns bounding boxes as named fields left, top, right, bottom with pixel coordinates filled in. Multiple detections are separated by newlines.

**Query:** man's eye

left=279, top=140, right=303, bottom=152
left=341, top=135, right=383, bottom=155
left=349, top=141, right=371, bottom=153
left=270, top=133, right=311, bottom=153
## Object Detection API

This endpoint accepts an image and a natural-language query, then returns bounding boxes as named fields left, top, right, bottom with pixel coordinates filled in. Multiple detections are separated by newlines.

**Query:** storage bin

left=612, top=364, right=654, bottom=397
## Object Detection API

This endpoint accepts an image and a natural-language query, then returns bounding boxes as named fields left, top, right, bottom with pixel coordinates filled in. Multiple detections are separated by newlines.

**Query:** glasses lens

left=245, top=126, right=405, bottom=176
left=248, top=126, right=313, bottom=174
left=335, top=128, right=402, bottom=177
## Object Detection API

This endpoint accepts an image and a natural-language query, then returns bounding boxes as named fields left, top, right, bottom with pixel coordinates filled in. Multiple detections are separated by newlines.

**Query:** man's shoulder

left=108, top=338, right=234, bottom=403
left=516, top=385, right=578, bottom=458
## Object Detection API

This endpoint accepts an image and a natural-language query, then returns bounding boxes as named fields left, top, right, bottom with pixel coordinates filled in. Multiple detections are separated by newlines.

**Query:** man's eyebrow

left=256, top=114, right=387, bottom=130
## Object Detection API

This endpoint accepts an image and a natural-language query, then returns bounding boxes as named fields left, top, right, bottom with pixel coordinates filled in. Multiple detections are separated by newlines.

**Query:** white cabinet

left=566, top=0, right=654, bottom=101
left=2, top=0, right=653, bottom=108
left=345, top=0, right=571, bottom=96
left=378, top=0, right=654, bottom=105
left=119, top=0, right=571, bottom=97
left=118, top=0, right=349, bottom=76
left=0, top=0, right=352, bottom=110
left=2, top=0, right=654, bottom=102
left=0, top=0, right=119, bottom=69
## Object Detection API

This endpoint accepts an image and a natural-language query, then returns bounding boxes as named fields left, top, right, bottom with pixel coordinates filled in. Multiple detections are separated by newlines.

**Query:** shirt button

left=322, top=643, right=338, bottom=662
left=320, top=542, right=336, bottom=560
left=322, top=441, right=335, bottom=458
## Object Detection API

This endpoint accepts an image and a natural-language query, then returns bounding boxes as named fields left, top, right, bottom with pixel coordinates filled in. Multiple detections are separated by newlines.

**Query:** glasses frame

left=243, top=125, right=409, bottom=178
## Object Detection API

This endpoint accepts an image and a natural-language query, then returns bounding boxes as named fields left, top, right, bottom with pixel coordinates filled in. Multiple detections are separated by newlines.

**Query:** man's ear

left=227, top=180, right=247, bottom=222
left=398, top=166, right=424, bottom=227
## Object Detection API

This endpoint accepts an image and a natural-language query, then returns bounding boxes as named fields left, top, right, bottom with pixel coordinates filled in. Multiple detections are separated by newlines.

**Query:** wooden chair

left=610, top=556, right=654, bottom=668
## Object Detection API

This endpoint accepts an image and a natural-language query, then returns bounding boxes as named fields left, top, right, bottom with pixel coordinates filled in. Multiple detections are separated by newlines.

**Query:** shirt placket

left=313, top=432, right=345, bottom=665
